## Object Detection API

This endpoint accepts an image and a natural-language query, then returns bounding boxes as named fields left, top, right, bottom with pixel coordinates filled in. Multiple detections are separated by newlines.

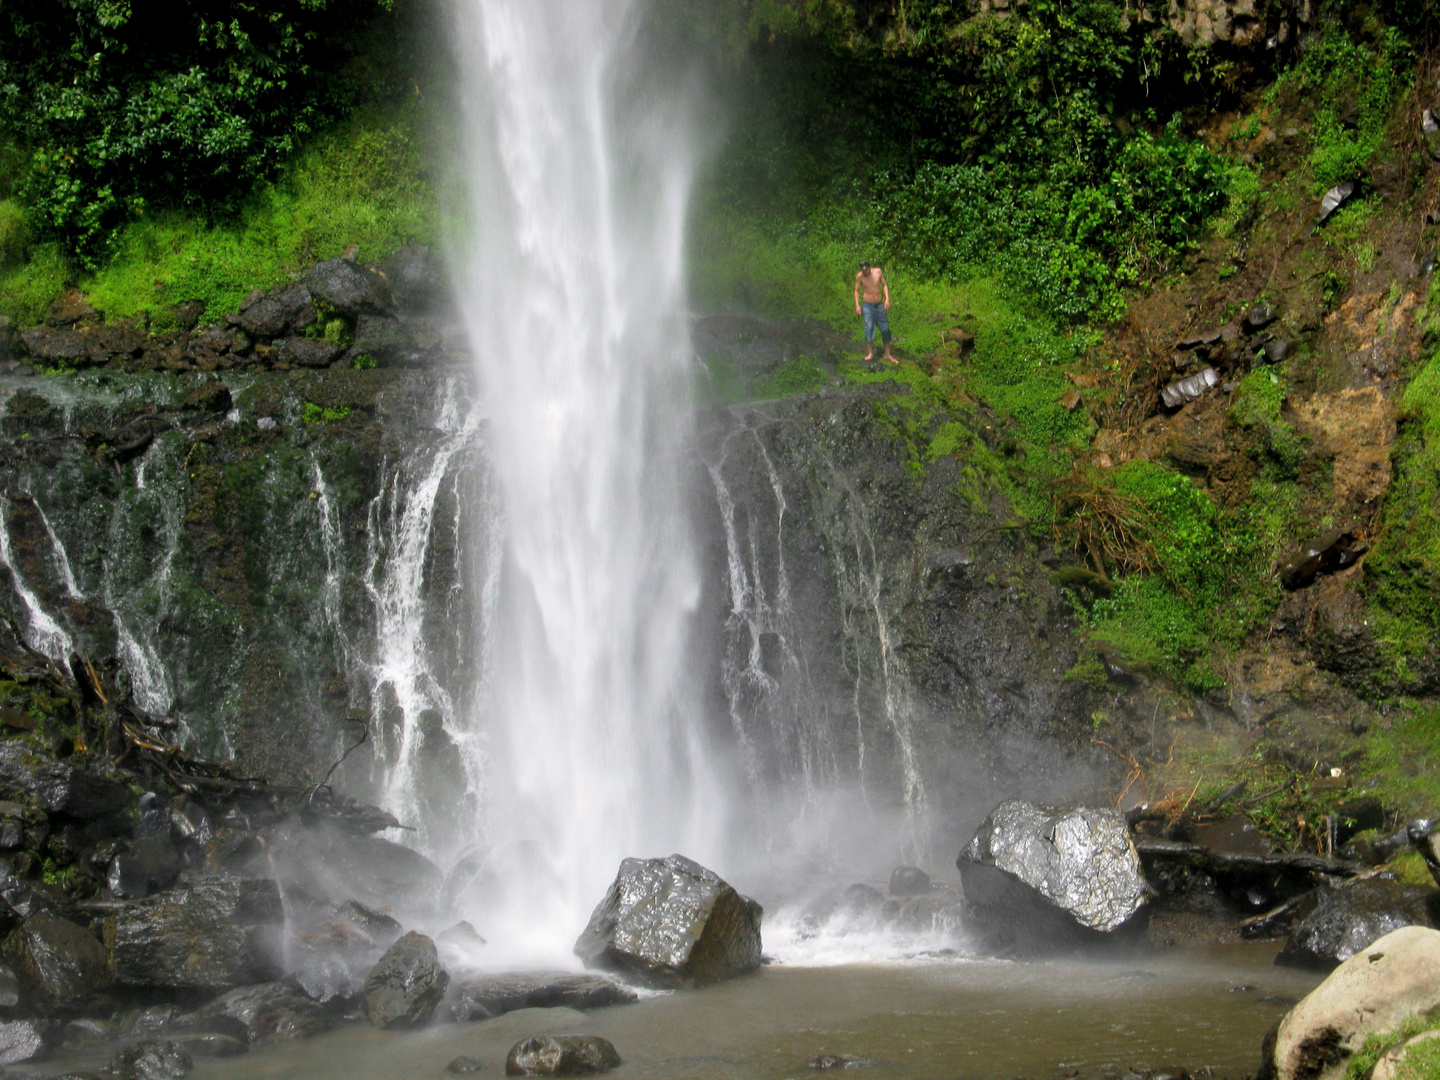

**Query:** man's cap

left=859, top=261, right=871, bottom=270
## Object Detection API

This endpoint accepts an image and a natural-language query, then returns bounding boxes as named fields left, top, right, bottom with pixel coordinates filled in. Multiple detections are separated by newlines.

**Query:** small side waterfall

left=448, top=0, right=724, bottom=960
left=703, top=412, right=931, bottom=872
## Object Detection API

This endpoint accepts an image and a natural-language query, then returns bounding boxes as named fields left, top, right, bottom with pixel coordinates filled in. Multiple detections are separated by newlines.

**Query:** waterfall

left=449, top=0, right=723, bottom=961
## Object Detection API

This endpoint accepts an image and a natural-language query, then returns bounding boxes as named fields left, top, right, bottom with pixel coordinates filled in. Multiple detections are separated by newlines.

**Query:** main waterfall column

left=442, top=0, right=727, bottom=962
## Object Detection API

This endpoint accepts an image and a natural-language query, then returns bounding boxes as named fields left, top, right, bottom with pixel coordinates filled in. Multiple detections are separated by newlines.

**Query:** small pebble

left=448, top=1056, right=484, bottom=1074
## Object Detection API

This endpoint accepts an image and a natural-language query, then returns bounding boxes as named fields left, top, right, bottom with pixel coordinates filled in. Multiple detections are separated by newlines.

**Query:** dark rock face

left=363, top=932, right=449, bottom=1029
left=575, top=854, right=762, bottom=989
left=308, top=259, right=393, bottom=317
left=888, top=866, right=931, bottom=896
left=276, top=338, right=340, bottom=368
left=106, top=877, right=285, bottom=990
left=0, top=1017, right=51, bottom=1064
left=235, top=285, right=314, bottom=339
left=958, top=800, right=1147, bottom=950
left=0, top=742, right=130, bottom=818
left=505, top=1034, right=621, bottom=1076
left=266, top=822, right=444, bottom=917
left=3, top=912, right=112, bottom=1013
left=110, top=1039, right=193, bottom=1080
left=449, top=971, right=638, bottom=1022
left=1276, top=878, right=1440, bottom=971
left=380, top=246, right=446, bottom=312
left=693, top=374, right=1096, bottom=850
left=108, top=835, right=181, bottom=899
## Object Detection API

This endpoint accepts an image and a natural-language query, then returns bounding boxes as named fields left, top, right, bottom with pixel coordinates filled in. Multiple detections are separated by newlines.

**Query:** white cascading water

left=450, top=0, right=725, bottom=963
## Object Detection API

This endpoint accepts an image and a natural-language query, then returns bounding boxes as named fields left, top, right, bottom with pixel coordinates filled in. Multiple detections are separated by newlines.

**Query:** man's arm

left=854, top=274, right=862, bottom=315
left=881, top=270, right=891, bottom=310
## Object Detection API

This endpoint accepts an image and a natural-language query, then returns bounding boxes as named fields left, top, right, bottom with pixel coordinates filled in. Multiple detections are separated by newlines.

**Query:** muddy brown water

left=138, top=945, right=1319, bottom=1080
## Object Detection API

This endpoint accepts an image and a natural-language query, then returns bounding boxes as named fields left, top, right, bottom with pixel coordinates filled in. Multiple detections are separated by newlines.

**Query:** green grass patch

left=0, top=107, right=435, bottom=329
left=1346, top=1015, right=1440, bottom=1080
left=302, top=402, right=352, bottom=425
left=752, top=356, right=828, bottom=399
left=1230, top=366, right=1307, bottom=475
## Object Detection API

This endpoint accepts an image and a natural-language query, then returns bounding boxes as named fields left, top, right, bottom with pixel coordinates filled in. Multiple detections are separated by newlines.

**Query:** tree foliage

left=0, top=0, right=396, bottom=265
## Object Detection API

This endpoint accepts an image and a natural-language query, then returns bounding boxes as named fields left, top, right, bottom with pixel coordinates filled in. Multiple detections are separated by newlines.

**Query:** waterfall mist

left=445, top=0, right=728, bottom=964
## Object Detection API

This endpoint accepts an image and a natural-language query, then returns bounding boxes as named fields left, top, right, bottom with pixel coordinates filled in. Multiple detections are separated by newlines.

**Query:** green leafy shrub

left=0, top=0, right=400, bottom=264
left=1267, top=22, right=1412, bottom=191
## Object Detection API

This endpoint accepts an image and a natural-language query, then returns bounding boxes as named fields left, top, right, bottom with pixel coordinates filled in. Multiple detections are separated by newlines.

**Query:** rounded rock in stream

left=110, top=1039, right=194, bottom=1080
left=448, top=1056, right=485, bottom=1074
left=888, top=866, right=931, bottom=896
left=362, top=931, right=449, bottom=1029
left=574, top=854, right=762, bottom=988
left=505, top=1034, right=621, bottom=1076
left=1275, top=877, right=1440, bottom=971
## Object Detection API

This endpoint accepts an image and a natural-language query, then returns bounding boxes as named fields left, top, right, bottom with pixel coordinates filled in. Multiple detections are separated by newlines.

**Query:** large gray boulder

left=362, top=932, right=449, bottom=1029
left=3, top=912, right=112, bottom=1013
left=574, top=854, right=762, bottom=989
left=1261, top=925, right=1440, bottom=1080
left=505, top=1034, right=621, bottom=1076
left=1276, top=878, right=1440, bottom=971
left=957, top=800, right=1148, bottom=951
left=105, top=877, right=285, bottom=990
left=307, top=258, right=393, bottom=317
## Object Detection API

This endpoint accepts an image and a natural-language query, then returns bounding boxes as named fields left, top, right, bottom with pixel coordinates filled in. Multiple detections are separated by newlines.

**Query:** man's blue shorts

left=862, top=301, right=892, bottom=344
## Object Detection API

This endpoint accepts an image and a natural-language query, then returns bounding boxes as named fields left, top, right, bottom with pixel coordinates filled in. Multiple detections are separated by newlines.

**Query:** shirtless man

left=853, top=261, right=897, bottom=364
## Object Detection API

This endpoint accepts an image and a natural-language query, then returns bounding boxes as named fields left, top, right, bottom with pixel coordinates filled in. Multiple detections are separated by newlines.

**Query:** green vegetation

left=1361, top=703, right=1440, bottom=819
left=1366, top=347, right=1440, bottom=672
left=1231, top=366, right=1306, bottom=475
left=302, top=402, right=352, bottom=425
left=1, top=109, right=435, bottom=327
left=1265, top=22, right=1412, bottom=191
left=0, top=0, right=403, bottom=264
left=1346, top=1016, right=1440, bottom=1080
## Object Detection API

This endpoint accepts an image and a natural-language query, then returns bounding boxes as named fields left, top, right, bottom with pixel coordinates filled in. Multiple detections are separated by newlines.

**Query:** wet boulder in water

left=1276, top=878, right=1440, bottom=971
left=958, top=800, right=1148, bottom=950
left=363, top=931, right=449, bottom=1029
left=1264, top=926, right=1440, bottom=1080
left=110, top=1039, right=193, bottom=1080
left=3, top=912, right=112, bottom=1013
left=505, top=1034, right=621, bottom=1076
left=187, top=980, right=332, bottom=1045
left=0, top=1018, right=51, bottom=1064
left=888, top=866, right=931, bottom=896
left=450, top=971, right=637, bottom=1022
left=574, top=854, right=763, bottom=989
left=448, top=1056, right=485, bottom=1074
left=106, top=877, right=285, bottom=990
